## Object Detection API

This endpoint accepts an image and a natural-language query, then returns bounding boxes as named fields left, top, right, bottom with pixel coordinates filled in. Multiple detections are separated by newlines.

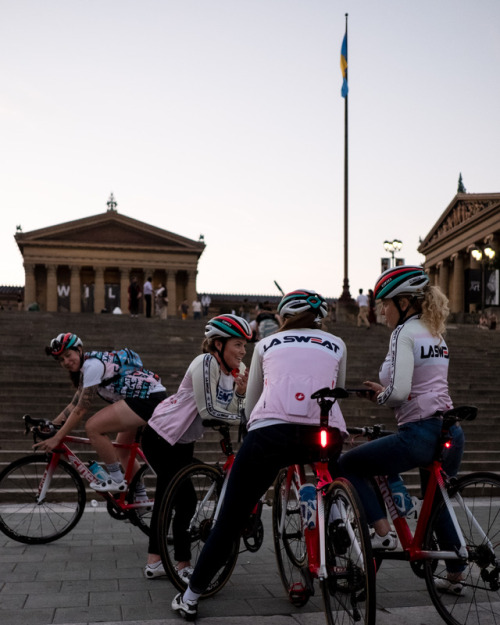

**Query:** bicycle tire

left=157, top=463, right=239, bottom=598
left=126, top=463, right=154, bottom=536
left=322, top=477, right=376, bottom=625
left=0, top=454, right=86, bottom=544
left=272, top=468, right=310, bottom=607
left=423, top=471, right=500, bottom=625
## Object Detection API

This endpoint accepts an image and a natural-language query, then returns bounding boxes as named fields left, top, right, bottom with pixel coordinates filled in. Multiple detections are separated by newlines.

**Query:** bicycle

left=156, top=418, right=265, bottom=598
left=272, top=387, right=376, bottom=625
left=346, top=401, right=500, bottom=625
left=0, top=415, right=155, bottom=544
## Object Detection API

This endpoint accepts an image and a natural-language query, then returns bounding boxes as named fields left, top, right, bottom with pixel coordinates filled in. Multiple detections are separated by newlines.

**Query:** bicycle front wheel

left=157, top=463, right=239, bottom=598
left=272, top=468, right=310, bottom=607
left=424, top=471, right=500, bottom=625
left=0, top=454, right=86, bottom=544
left=322, top=477, right=376, bottom=625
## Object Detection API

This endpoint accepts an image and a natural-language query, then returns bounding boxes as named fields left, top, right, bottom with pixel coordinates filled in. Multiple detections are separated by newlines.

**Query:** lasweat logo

left=263, top=335, right=341, bottom=353
left=420, top=345, right=449, bottom=359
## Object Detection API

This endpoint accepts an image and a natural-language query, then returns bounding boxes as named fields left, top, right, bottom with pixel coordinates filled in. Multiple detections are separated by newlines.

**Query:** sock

left=134, top=482, right=148, bottom=500
left=183, top=586, right=201, bottom=603
left=106, top=462, right=124, bottom=483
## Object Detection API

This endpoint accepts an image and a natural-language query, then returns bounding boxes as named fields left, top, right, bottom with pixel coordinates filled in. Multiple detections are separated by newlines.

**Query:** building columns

left=70, top=266, right=81, bottom=313
left=120, top=268, right=130, bottom=313
left=450, top=253, right=464, bottom=314
left=24, top=263, right=36, bottom=310
left=186, top=270, right=197, bottom=310
left=166, top=270, right=177, bottom=317
left=437, top=260, right=449, bottom=297
left=46, top=265, right=58, bottom=312
left=94, top=267, right=105, bottom=313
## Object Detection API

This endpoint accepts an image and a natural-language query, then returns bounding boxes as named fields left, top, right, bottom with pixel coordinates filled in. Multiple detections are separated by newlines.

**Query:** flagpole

left=340, top=12, right=351, bottom=302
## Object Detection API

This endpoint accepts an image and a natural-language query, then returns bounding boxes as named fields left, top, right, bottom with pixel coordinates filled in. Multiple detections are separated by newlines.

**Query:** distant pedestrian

left=128, top=277, right=142, bottom=317
left=368, top=289, right=377, bottom=325
left=143, top=277, right=153, bottom=318
left=356, top=289, right=370, bottom=329
left=192, top=298, right=202, bottom=320
left=179, top=299, right=189, bottom=320
left=201, top=294, right=211, bottom=316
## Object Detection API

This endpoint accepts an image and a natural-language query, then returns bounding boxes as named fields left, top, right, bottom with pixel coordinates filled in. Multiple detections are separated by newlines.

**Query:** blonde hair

left=410, top=285, right=449, bottom=337
left=279, top=310, right=323, bottom=332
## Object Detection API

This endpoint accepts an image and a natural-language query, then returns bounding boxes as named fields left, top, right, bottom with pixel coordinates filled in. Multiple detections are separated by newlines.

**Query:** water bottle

left=299, top=483, right=317, bottom=530
left=387, top=474, right=413, bottom=517
left=88, top=461, right=110, bottom=483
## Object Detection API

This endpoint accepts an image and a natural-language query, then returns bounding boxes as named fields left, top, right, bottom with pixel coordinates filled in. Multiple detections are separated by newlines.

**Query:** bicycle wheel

left=0, top=454, right=86, bottom=544
left=126, top=463, right=154, bottom=536
left=272, top=468, right=310, bottom=607
left=424, top=471, right=500, bottom=625
left=157, top=463, right=239, bottom=598
left=322, top=477, right=376, bottom=625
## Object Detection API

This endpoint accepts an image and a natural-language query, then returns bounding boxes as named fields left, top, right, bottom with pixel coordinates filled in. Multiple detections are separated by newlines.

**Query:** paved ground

left=0, top=503, right=454, bottom=625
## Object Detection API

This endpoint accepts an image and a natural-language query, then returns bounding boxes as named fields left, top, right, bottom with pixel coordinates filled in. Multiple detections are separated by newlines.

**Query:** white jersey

left=148, top=353, right=244, bottom=445
left=378, top=315, right=453, bottom=425
left=246, top=328, right=347, bottom=435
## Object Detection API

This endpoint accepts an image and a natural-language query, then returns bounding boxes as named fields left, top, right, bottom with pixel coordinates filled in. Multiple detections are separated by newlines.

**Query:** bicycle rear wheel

left=0, top=454, right=86, bottom=544
left=157, top=463, right=239, bottom=598
left=424, top=471, right=500, bottom=625
left=322, top=477, right=376, bottom=625
left=272, top=468, right=310, bottom=607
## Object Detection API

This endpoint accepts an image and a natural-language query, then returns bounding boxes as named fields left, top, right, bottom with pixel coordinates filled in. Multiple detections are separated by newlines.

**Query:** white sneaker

left=370, top=530, right=398, bottom=550
left=144, top=561, right=166, bottom=579
left=176, top=565, right=194, bottom=583
left=434, top=576, right=465, bottom=596
left=90, top=478, right=127, bottom=493
left=172, top=592, right=198, bottom=620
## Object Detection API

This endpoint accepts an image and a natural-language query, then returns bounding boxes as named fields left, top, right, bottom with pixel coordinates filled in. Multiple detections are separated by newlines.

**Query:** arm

left=33, top=385, right=99, bottom=451
left=375, top=326, right=414, bottom=406
left=245, top=346, right=264, bottom=417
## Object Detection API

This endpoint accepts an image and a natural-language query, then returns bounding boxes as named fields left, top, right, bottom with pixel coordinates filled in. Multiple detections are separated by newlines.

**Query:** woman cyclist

left=171, top=289, right=348, bottom=620
left=338, top=265, right=465, bottom=594
left=141, top=314, right=251, bottom=581
left=39, top=333, right=167, bottom=492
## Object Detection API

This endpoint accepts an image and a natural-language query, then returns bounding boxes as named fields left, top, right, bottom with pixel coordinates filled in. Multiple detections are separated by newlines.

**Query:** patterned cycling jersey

left=377, top=315, right=453, bottom=424
left=246, top=328, right=347, bottom=435
left=148, top=353, right=244, bottom=445
left=82, top=350, right=165, bottom=402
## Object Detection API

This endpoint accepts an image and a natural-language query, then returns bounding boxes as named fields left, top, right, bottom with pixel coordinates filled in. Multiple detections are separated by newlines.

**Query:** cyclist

left=171, top=289, right=348, bottom=620
left=38, top=333, right=167, bottom=493
left=141, top=314, right=251, bottom=581
left=338, top=266, right=465, bottom=594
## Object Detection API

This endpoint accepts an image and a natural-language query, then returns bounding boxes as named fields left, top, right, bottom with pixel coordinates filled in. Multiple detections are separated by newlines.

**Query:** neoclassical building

left=418, top=192, right=500, bottom=316
left=15, top=199, right=205, bottom=315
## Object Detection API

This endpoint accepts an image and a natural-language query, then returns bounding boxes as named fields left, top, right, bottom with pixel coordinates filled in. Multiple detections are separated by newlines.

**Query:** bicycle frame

left=37, top=435, right=153, bottom=514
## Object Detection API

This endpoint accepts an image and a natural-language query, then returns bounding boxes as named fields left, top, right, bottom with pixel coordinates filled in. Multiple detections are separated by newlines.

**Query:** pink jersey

left=378, top=315, right=453, bottom=425
left=246, top=328, right=347, bottom=435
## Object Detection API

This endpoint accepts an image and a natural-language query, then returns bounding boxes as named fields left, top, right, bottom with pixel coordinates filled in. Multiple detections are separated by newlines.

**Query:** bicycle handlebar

left=23, top=415, right=61, bottom=441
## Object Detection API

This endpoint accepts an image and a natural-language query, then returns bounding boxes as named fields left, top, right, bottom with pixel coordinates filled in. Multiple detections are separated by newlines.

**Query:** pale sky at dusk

left=1, top=0, right=499, bottom=297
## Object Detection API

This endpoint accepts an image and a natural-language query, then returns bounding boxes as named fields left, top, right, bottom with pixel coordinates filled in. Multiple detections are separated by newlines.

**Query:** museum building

left=14, top=198, right=205, bottom=316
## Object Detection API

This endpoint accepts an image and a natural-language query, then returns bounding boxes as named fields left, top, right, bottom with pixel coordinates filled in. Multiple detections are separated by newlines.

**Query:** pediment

left=15, top=210, right=205, bottom=253
left=419, top=193, right=500, bottom=253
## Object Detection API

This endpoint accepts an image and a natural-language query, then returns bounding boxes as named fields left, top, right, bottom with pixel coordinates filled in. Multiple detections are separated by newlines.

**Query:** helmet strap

left=214, top=339, right=232, bottom=375
left=394, top=296, right=417, bottom=325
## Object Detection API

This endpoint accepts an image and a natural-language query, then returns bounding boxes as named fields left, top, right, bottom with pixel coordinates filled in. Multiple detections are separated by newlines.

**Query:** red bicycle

left=0, top=415, right=154, bottom=544
left=346, top=403, right=500, bottom=625
left=272, top=387, right=376, bottom=625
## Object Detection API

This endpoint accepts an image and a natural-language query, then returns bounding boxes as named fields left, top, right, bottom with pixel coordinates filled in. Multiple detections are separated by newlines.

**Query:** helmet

left=277, top=289, right=328, bottom=319
left=46, top=333, right=83, bottom=358
left=374, top=266, right=430, bottom=300
left=205, top=315, right=253, bottom=341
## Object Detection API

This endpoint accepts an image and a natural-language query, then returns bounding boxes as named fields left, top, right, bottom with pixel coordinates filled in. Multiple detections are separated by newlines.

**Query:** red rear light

left=320, top=429, right=328, bottom=448
left=444, top=441, right=452, bottom=449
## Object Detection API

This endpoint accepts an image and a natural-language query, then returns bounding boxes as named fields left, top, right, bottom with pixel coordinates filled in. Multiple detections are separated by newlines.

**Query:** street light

left=383, top=239, right=403, bottom=267
left=471, top=246, right=496, bottom=310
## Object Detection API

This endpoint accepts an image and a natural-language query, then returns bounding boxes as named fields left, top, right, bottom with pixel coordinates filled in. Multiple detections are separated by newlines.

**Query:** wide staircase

left=1, top=311, right=499, bottom=494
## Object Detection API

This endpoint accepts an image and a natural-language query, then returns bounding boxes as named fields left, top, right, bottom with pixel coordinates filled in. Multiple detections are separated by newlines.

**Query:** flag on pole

left=340, top=33, right=348, bottom=98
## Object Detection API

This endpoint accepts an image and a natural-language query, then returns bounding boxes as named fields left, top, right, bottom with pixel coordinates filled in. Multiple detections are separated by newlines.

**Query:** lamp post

left=383, top=239, right=403, bottom=268
left=471, top=246, right=496, bottom=310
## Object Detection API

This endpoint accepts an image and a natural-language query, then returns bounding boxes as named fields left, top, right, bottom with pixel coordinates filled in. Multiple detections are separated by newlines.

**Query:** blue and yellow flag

left=340, top=33, right=348, bottom=98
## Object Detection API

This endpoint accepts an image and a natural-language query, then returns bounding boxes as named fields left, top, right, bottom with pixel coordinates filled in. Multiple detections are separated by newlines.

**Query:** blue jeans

left=338, top=418, right=465, bottom=573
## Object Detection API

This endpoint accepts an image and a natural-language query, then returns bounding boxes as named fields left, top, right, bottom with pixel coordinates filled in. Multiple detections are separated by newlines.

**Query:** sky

left=1, top=0, right=499, bottom=298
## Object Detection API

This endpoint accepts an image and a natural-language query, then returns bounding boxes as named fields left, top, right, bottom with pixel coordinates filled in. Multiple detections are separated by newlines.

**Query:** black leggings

left=140, top=426, right=194, bottom=555
left=189, top=423, right=343, bottom=594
